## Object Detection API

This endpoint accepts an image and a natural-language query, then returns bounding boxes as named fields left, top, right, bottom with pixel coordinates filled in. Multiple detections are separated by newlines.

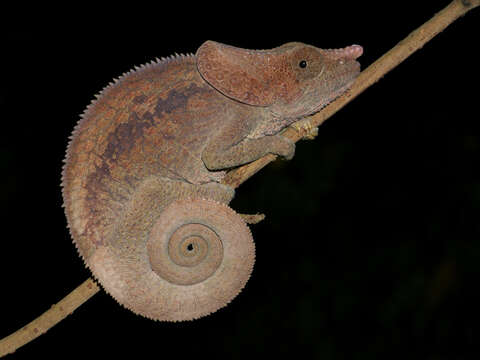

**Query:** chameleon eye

left=299, top=60, right=307, bottom=69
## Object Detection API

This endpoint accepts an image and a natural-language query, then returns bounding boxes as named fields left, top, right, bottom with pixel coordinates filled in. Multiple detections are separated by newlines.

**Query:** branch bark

left=1, top=0, right=477, bottom=356
left=0, top=279, right=99, bottom=357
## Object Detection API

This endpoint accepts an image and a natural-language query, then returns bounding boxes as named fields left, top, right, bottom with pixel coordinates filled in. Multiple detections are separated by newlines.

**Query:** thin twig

left=0, top=279, right=99, bottom=357
left=1, top=0, right=477, bottom=356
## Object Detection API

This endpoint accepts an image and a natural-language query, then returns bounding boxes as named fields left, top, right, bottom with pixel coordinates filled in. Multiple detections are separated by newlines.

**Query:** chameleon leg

left=199, top=181, right=265, bottom=224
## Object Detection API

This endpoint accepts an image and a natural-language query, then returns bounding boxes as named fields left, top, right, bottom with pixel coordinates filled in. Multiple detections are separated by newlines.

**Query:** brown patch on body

left=154, top=84, right=204, bottom=116
left=65, top=56, right=227, bottom=256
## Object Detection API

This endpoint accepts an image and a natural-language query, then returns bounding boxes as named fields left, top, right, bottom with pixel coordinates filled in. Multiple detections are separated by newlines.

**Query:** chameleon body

left=62, top=41, right=362, bottom=321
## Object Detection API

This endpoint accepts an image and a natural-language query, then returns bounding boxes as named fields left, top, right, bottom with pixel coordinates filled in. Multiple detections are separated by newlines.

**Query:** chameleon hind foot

left=239, top=213, right=265, bottom=224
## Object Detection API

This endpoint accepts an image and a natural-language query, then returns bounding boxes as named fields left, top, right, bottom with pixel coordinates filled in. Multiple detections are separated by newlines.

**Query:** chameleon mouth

left=309, top=77, right=358, bottom=115
left=310, top=57, right=361, bottom=115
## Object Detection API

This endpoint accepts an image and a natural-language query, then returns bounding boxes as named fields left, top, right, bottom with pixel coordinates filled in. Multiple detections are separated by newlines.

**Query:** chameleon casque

left=62, top=40, right=362, bottom=321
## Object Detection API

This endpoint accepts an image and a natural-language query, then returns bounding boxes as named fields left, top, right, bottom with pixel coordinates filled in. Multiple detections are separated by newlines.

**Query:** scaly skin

left=62, top=40, right=362, bottom=321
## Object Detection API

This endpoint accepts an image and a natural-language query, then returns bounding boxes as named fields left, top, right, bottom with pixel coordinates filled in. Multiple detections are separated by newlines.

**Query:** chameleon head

left=269, top=42, right=363, bottom=119
left=197, top=40, right=362, bottom=122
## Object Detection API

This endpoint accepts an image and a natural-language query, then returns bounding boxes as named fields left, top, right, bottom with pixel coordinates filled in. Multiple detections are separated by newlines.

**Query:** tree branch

left=0, top=279, right=99, bottom=357
left=1, top=0, right=477, bottom=356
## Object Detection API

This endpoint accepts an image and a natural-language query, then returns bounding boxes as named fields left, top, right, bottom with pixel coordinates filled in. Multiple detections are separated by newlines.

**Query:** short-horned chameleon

left=62, top=40, right=362, bottom=321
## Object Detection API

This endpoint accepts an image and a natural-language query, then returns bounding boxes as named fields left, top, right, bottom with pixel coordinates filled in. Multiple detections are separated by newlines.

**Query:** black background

left=1, top=1, right=479, bottom=358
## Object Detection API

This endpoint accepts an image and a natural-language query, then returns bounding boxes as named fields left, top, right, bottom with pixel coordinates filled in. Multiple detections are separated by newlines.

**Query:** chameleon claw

left=292, top=120, right=319, bottom=140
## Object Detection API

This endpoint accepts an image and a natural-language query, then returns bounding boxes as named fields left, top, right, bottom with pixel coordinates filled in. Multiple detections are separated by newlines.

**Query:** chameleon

left=61, top=40, right=362, bottom=321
